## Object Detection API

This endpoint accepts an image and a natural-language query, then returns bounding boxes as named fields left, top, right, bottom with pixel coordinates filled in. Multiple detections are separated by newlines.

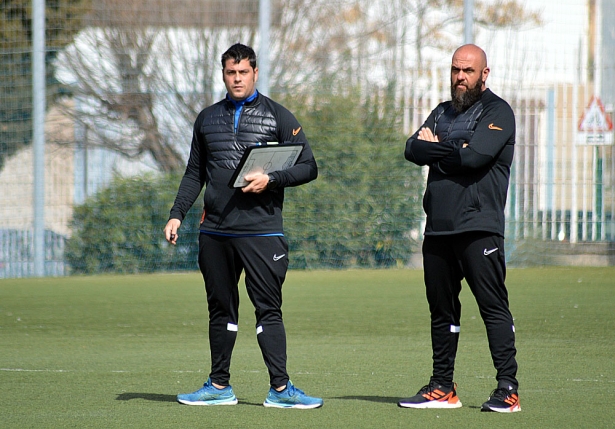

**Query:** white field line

left=1, top=368, right=71, bottom=372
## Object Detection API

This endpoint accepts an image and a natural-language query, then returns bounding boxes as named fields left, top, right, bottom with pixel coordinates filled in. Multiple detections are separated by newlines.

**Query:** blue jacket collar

left=227, top=90, right=258, bottom=107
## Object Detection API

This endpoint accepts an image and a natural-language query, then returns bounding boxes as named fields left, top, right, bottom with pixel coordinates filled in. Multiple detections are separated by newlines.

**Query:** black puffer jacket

left=169, top=92, right=318, bottom=235
left=405, top=89, right=515, bottom=237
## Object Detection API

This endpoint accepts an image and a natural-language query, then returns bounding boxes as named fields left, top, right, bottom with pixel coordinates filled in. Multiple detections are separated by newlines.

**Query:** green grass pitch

left=1, top=267, right=614, bottom=428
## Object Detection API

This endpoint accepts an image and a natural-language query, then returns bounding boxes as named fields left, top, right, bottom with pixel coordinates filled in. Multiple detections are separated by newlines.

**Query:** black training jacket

left=405, top=89, right=515, bottom=237
left=169, top=92, right=318, bottom=235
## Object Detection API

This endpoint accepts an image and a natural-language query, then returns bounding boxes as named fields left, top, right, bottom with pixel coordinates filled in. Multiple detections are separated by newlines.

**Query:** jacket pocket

left=467, top=181, right=481, bottom=212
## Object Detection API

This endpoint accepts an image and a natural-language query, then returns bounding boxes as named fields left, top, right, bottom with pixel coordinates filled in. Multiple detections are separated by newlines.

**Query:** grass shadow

left=116, top=393, right=177, bottom=402
left=332, top=395, right=400, bottom=404
left=115, top=393, right=266, bottom=407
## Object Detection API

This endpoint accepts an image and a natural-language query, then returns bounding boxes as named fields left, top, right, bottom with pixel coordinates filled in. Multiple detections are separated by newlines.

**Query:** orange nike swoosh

left=488, top=123, right=503, bottom=130
left=292, top=127, right=302, bottom=136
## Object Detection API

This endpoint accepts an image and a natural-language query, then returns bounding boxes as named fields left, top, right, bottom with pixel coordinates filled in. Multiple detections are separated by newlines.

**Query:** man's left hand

left=242, top=172, right=269, bottom=194
left=418, top=127, right=439, bottom=142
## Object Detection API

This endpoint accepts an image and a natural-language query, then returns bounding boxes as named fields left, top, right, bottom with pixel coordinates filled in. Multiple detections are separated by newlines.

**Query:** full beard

left=451, top=81, right=483, bottom=112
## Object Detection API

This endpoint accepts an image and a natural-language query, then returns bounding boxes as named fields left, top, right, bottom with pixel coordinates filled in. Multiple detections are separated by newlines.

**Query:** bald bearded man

left=399, top=44, right=520, bottom=413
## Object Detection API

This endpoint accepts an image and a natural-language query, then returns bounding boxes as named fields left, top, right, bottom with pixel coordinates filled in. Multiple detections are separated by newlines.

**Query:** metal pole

left=546, top=88, right=555, bottom=239
left=595, top=0, right=605, bottom=240
left=570, top=38, right=582, bottom=244
left=258, top=0, right=270, bottom=96
left=32, top=0, right=46, bottom=277
left=464, top=0, right=474, bottom=45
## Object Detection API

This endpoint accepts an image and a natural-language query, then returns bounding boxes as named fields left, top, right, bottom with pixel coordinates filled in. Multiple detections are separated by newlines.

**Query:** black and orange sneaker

left=398, top=381, right=462, bottom=409
left=481, top=386, right=521, bottom=413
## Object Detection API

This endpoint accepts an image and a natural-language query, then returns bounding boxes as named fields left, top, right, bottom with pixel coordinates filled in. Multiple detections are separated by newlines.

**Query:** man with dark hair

left=399, top=44, right=520, bottom=413
left=164, top=43, right=322, bottom=409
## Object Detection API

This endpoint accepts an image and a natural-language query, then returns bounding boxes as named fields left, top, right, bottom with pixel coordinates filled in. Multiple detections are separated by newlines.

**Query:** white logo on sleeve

left=483, top=248, right=498, bottom=256
left=273, top=254, right=286, bottom=261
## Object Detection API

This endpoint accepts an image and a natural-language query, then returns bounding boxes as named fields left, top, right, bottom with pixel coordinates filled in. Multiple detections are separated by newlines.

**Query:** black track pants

left=198, top=233, right=289, bottom=388
left=422, top=232, right=518, bottom=389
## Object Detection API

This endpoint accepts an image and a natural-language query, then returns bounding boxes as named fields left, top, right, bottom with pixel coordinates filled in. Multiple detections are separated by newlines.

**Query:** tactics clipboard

left=228, top=143, right=305, bottom=188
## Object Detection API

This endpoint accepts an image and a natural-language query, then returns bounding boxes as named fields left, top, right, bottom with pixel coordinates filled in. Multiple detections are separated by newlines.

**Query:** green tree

left=0, top=0, right=90, bottom=170
left=65, top=174, right=202, bottom=274
left=282, top=85, right=424, bottom=269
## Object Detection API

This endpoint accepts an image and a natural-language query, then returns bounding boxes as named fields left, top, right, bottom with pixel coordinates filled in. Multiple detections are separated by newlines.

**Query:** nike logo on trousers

left=483, top=248, right=498, bottom=256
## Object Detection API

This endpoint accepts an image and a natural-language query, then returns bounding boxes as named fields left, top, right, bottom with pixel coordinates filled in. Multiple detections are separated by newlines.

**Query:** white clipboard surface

left=229, top=143, right=305, bottom=188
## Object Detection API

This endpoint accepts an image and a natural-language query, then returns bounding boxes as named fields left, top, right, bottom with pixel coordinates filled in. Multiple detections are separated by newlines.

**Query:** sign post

left=576, top=96, right=613, bottom=241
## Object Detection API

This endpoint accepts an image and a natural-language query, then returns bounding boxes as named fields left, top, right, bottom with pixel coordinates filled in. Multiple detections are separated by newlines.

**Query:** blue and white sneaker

left=263, top=381, right=323, bottom=409
left=177, top=378, right=238, bottom=406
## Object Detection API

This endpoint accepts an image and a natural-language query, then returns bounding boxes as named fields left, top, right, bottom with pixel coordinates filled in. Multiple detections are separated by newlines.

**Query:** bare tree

left=267, top=0, right=541, bottom=100
left=54, top=0, right=541, bottom=173
left=56, top=1, right=256, bottom=173
left=371, top=0, right=542, bottom=75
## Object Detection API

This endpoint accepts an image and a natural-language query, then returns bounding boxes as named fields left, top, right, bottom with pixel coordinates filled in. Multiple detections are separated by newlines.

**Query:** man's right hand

left=163, top=219, right=182, bottom=245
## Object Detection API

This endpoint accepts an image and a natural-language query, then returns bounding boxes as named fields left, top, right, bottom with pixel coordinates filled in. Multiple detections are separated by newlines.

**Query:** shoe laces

left=419, top=380, right=453, bottom=394
left=417, top=384, right=434, bottom=394
left=285, top=383, right=305, bottom=397
left=490, top=387, right=513, bottom=401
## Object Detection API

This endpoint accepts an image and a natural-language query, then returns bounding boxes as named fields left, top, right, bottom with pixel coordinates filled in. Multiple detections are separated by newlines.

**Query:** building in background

left=0, top=103, right=74, bottom=277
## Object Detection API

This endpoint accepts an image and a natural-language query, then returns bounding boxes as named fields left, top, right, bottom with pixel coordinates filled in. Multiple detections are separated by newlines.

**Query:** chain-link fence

left=1, top=0, right=614, bottom=277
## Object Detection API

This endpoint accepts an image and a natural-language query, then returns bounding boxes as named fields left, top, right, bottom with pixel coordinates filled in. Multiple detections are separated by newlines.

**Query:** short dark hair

left=221, top=43, right=257, bottom=70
